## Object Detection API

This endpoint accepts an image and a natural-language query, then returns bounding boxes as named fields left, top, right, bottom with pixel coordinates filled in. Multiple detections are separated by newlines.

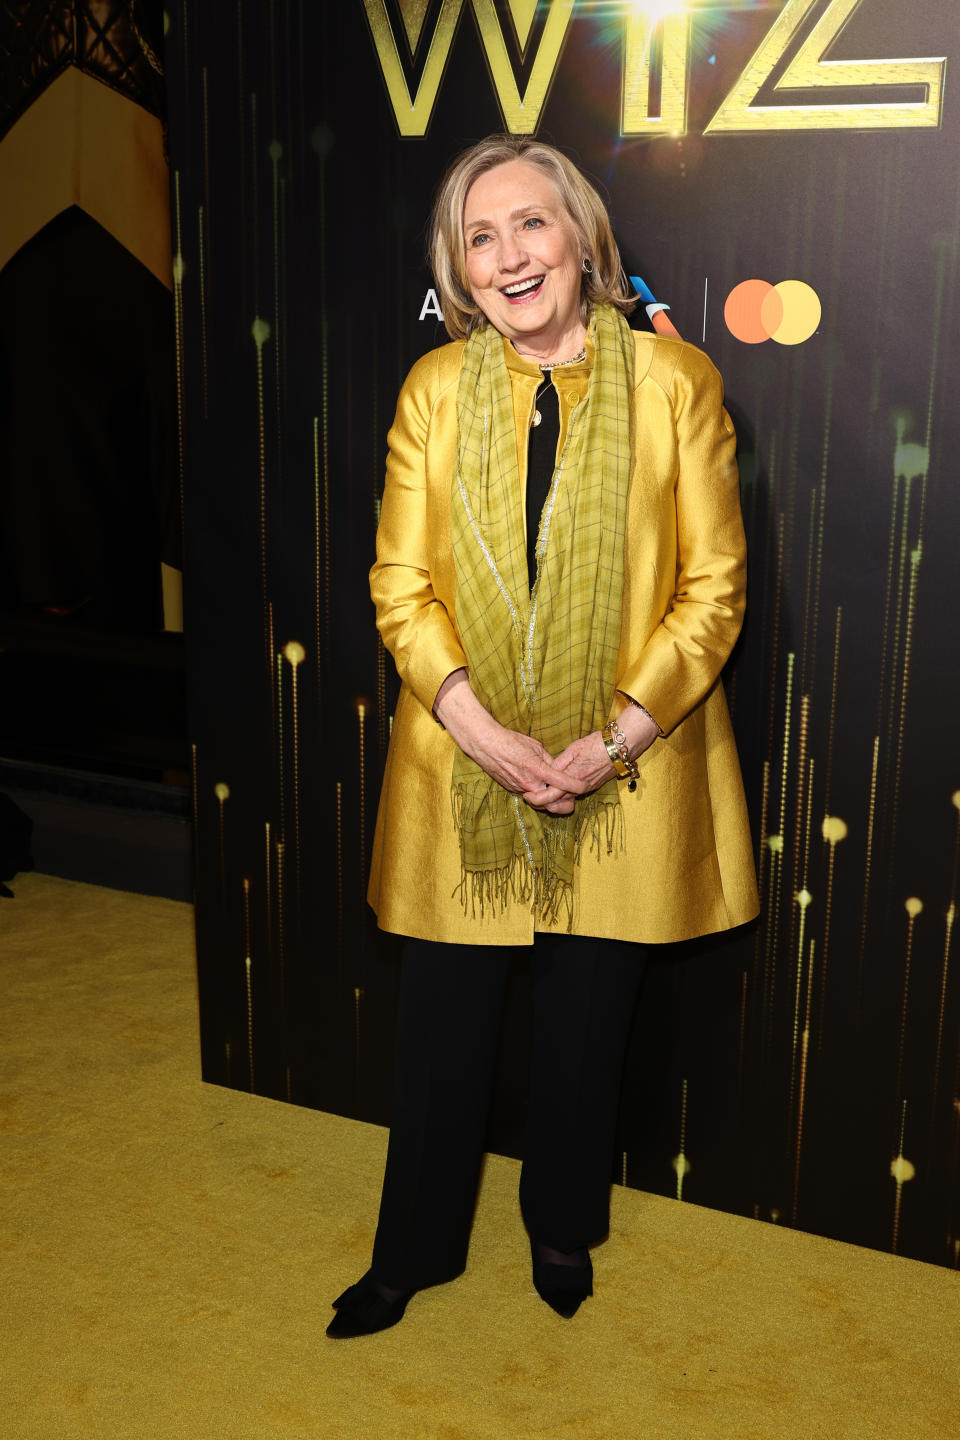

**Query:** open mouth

left=501, top=275, right=545, bottom=302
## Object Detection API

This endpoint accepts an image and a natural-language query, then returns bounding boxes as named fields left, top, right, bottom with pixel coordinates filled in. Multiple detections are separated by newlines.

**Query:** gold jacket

left=368, top=331, right=760, bottom=945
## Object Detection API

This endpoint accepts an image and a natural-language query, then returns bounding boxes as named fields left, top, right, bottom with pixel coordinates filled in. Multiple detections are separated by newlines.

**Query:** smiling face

left=462, top=159, right=586, bottom=363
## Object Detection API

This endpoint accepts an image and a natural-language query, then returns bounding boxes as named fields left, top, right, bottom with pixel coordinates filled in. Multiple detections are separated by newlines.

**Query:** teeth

left=503, top=276, right=543, bottom=295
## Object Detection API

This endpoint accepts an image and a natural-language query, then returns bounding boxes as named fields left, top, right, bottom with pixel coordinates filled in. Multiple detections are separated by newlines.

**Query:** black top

left=525, top=373, right=560, bottom=590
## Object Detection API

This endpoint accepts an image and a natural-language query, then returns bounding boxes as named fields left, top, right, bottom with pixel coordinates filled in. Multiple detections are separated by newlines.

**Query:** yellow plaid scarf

left=450, top=304, right=635, bottom=923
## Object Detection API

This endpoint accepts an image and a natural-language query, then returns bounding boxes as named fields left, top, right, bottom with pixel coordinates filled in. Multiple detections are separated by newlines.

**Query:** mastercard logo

left=724, top=279, right=821, bottom=345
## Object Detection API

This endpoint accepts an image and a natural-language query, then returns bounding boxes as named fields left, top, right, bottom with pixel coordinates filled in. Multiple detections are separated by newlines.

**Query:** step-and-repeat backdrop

left=165, top=1, right=960, bottom=1266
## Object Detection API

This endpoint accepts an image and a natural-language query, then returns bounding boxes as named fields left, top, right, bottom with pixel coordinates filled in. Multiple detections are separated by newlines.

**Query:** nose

left=498, top=228, right=527, bottom=273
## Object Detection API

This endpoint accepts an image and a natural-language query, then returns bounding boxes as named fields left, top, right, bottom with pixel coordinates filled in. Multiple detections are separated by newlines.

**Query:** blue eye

left=523, top=216, right=544, bottom=229
left=470, top=232, right=491, bottom=247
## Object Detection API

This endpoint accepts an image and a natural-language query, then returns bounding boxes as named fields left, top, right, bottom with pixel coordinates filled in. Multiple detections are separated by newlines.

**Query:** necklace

left=541, top=347, right=586, bottom=369
left=531, top=381, right=550, bottom=428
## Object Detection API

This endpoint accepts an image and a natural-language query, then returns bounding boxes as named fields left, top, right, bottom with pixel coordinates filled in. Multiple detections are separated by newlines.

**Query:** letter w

left=362, top=0, right=465, bottom=138
left=364, top=0, right=576, bottom=138
left=472, top=0, right=576, bottom=134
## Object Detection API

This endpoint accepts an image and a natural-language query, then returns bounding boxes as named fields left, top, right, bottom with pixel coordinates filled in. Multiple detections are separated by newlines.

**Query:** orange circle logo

left=724, top=279, right=821, bottom=345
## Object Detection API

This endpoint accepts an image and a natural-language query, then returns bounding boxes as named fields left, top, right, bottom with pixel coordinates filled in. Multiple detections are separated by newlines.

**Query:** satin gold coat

left=368, top=331, right=760, bottom=945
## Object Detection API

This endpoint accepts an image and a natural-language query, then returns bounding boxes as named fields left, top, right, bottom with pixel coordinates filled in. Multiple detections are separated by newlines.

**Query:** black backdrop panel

left=164, top=1, right=960, bottom=1267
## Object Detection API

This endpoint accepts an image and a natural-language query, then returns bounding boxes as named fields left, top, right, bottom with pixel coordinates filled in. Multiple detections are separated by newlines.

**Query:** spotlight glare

left=630, top=0, right=687, bottom=21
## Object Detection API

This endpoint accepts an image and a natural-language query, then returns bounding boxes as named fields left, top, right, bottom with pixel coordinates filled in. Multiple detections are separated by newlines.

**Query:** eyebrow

left=463, top=203, right=553, bottom=234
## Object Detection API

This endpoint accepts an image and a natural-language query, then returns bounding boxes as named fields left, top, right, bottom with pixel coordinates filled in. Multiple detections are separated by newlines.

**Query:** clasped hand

left=433, top=670, right=657, bottom=816
left=468, top=725, right=608, bottom=817
left=521, top=731, right=620, bottom=815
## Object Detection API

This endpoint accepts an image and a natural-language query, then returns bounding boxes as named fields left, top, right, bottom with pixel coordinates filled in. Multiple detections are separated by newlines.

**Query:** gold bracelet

left=602, top=720, right=639, bottom=790
left=602, top=734, right=630, bottom=778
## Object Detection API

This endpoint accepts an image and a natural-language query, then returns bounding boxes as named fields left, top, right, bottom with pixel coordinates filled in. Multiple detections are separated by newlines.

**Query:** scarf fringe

left=452, top=787, right=624, bottom=930
left=578, top=791, right=625, bottom=864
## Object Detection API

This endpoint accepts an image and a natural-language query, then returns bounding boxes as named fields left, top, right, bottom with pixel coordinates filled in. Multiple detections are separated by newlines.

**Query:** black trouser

left=370, top=932, right=648, bottom=1291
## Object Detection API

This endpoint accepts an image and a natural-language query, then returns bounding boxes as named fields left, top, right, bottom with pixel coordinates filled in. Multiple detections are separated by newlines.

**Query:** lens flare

left=630, top=0, right=687, bottom=19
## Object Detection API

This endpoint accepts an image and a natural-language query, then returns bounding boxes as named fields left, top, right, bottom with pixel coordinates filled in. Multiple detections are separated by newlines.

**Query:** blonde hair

left=427, top=134, right=637, bottom=341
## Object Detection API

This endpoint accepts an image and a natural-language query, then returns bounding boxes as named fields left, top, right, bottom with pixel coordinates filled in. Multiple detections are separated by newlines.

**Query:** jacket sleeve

left=369, top=351, right=468, bottom=712
left=617, top=345, right=746, bottom=736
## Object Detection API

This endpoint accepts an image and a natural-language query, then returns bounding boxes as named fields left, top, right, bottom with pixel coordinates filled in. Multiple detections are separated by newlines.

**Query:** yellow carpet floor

left=1, top=872, right=958, bottom=1440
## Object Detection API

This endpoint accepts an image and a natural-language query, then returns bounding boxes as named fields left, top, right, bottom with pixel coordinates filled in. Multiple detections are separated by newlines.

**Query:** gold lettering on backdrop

left=362, top=0, right=464, bottom=136
left=622, top=10, right=691, bottom=136
left=363, top=0, right=948, bottom=138
left=398, top=0, right=431, bottom=49
left=472, top=0, right=576, bottom=133
left=704, top=0, right=946, bottom=134
left=506, top=0, right=540, bottom=56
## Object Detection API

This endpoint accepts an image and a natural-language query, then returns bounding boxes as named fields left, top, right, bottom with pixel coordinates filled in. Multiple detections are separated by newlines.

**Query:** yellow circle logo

left=724, top=279, right=821, bottom=345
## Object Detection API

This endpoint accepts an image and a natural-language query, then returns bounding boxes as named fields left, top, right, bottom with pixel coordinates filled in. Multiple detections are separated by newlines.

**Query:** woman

left=327, top=136, right=758, bottom=1339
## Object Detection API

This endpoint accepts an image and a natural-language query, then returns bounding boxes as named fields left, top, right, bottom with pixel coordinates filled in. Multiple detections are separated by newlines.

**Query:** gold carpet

left=1, top=873, right=957, bottom=1440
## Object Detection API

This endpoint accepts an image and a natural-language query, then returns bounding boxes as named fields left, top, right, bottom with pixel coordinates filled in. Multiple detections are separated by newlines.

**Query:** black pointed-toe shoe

left=326, top=1270, right=416, bottom=1339
left=530, top=1239, right=594, bottom=1319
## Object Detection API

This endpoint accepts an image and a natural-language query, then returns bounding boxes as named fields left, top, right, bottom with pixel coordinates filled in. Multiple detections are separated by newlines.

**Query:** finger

left=546, top=795, right=576, bottom=814
left=536, top=762, right=588, bottom=793
left=547, top=749, right=579, bottom=774
left=522, top=784, right=576, bottom=808
left=491, top=754, right=569, bottom=794
left=514, top=775, right=570, bottom=798
left=550, top=770, right=588, bottom=795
